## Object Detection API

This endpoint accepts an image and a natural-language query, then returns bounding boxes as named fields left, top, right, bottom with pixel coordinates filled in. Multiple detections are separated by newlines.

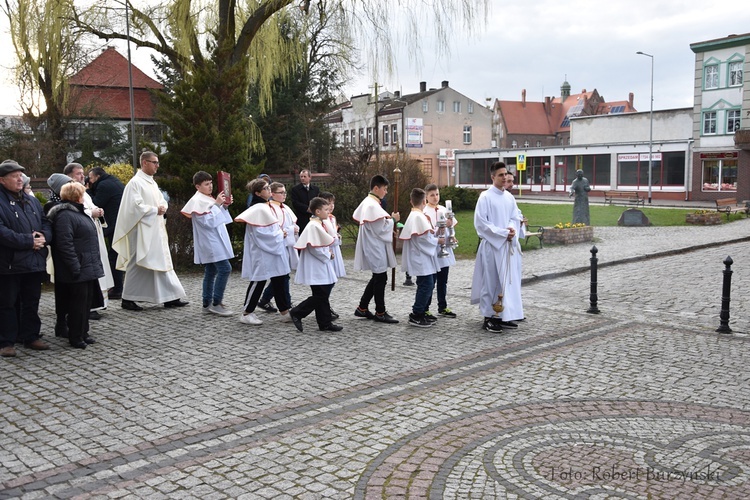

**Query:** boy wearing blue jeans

left=399, top=188, right=440, bottom=328
left=180, top=171, right=235, bottom=316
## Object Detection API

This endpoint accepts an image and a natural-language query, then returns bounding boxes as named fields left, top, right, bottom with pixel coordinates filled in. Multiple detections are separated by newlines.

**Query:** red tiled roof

left=69, top=47, right=162, bottom=89
left=68, top=87, right=158, bottom=121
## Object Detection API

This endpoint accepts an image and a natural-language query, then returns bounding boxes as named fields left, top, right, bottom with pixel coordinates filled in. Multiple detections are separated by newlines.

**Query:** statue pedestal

left=544, top=226, right=594, bottom=245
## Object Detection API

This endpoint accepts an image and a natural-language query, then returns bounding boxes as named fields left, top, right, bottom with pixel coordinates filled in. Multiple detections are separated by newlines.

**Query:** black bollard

left=587, top=245, right=600, bottom=314
left=716, top=255, right=733, bottom=334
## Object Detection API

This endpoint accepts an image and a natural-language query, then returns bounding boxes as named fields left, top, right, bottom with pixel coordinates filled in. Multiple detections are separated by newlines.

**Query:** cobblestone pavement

left=2, top=219, right=749, bottom=499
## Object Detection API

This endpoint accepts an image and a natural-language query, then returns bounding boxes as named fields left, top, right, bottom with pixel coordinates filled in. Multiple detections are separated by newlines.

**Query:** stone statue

left=569, top=169, right=591, bottom=225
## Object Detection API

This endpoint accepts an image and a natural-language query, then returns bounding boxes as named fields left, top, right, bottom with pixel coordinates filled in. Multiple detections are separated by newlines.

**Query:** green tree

left=1, top=0, right=88, bottom=172
left=73, top=0, right=487, bottom=182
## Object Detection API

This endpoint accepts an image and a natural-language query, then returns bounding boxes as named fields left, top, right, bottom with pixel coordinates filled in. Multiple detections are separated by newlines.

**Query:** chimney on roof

left=420, top=81, right=427, bottom=92
left=582, top=89, right=586, bottom=93
left=441, top=80, right=449, bottom=88
left=521, top=89, right=526, bottom=107
left=544, top=96, right=551, bottom=115
left=395, top=91, right=400, bottom=98
left=628, top=92, right=634, bottom=109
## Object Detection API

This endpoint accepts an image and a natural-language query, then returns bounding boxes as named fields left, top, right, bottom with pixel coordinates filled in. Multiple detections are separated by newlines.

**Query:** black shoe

left=55, top=325, right=69, bottom=338
left=319, top=323, right=343, bottom=332
left=403, top=277, right=414, bottom=286
left=408, top=314, right=433, bottom=328
left=108, top=290, right=122, bottom=300
left=330, top=308, right=340, bottom=320
left=69, top=341, right=87, bottom=349
left=258, top=301, right=278, bottom=313
left=483, top=317, right=504, bottom=333
left=373, top=311, right=399, bottom=324
left=83, top=336, right=96, bottom=345
left=164, top=299, right=189, bottom=308
left=498, top=320, right=518, bottom=329
left=290, top=312, right=303, bottom=332
left=423, top=311, right=438, bottom=323
left=354, top=307, right=374, bottom=320
left=122, top=300, right=143, bottom=311
left=89, top=310, right=102, bottom=320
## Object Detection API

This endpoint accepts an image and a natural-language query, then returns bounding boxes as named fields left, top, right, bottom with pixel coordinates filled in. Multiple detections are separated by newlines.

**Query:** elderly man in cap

left=0, top=160, right=52, bottom=357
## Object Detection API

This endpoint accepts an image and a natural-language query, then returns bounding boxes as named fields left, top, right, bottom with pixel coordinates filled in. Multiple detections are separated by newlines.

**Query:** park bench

left=603, top=191, right=645, bottom=207
left=523, top=225, right=544, bottom=248
left=714, top=198, right=749, bottom=219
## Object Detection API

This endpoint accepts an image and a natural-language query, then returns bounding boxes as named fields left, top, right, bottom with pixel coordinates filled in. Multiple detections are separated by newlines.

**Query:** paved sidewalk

left=1, top=218, right=749, bottom=498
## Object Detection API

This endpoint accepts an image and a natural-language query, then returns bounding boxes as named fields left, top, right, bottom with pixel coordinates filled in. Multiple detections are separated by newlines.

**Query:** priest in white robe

left=112, top=152, right=187, bottom=311
left=470, top=162, right=518, bottom=333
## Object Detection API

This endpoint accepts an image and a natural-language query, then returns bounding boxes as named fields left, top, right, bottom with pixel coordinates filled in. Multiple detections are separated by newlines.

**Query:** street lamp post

left=636, top=51, right=654, bottom=204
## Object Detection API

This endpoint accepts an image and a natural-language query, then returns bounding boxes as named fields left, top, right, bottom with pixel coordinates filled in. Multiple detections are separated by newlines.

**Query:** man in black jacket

left=0, top=160, right=52, bottom=357
left=87, top=167, right=125, bottom=299
left=289, top=169, right=320, bottom=232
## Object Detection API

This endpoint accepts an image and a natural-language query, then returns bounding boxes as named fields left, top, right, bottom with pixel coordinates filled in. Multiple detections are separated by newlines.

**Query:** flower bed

left=686, top=211, right=722, bottom=225
left=543, top=225, right=594, bottom=245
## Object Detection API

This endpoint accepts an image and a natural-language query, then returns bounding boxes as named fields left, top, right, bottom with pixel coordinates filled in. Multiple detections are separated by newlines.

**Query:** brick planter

left=686, top=213, right=722, bottom=225
left=543, top=226, right=594, bottom=245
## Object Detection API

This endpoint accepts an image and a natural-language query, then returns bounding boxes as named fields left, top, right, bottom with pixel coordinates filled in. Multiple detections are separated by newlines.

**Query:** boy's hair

left=249, top=178, right=268, bottom=195
left=319, top=191, right=335, bottom=202
left=60, top=182, right=85, bottom=202
left=424, top=183, right=439, bottom=193
left=269, top=182, right=285, bottom=193
left=490, top=161, right=507, bottom=174
left=370, top=174, right=389, bottom=190
left=410, top=188, right=426, bottom=207
left=192, top=170, right=212, bottom=186
left=308, top=196, right=329, bottom=214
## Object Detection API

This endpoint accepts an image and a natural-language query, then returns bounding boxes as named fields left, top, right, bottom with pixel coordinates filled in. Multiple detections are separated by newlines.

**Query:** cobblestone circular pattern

left=355, top=400, right=750, bottom=499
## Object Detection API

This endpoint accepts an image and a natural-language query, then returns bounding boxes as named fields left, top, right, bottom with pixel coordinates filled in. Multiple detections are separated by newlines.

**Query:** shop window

left=702, top=159, right=737, bottom=192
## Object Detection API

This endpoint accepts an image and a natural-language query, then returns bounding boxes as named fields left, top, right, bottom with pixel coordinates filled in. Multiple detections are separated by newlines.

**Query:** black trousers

left=292, top=284, right=334, bottom=328
left=359, top=271, right=388, bottom=314
left=56, top=280, right=96, bottom=344
left=0, top=272, right=44, bottom=348
left=244, top=275, right=290, bottom=314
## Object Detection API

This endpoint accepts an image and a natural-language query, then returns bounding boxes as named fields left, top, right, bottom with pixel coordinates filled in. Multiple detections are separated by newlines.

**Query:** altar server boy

left=289, top=197, right=342, bottom=332
left=399, top=188, right=440, bottom=328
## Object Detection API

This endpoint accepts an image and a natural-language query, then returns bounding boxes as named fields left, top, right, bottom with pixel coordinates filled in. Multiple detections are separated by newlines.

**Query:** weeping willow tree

left=73, top=0, right=489, bottom=178
left=2, top=0, right=87, bottom=172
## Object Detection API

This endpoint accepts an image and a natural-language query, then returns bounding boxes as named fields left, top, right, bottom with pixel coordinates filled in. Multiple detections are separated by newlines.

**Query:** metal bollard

left=716, top=255, right=733, bottom=334
left=587, top=245, right=600, bottom=314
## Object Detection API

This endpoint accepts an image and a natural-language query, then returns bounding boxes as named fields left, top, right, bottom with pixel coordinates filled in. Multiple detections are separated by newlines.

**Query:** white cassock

left=82, top=191, right=114, bottom=306
left=505, top=196, right=525, bottom=321
left=325, top=214, right=346, bottom=278
left=470, top=186, right=523, bottom=320
left=399, top=209, right=440, bottom=277
left=112, top=169, right=186, bottom=303
left=235, top=202, right=290, bottom=281
left=268, top=200, right=299, bottom=271
left=294, top=218, right=337, bottom=286
left=423, top=203, right=457, bottom=268
left=180, top=191, right=234, bottom=264
left=353, top=194, right=396, bottom=274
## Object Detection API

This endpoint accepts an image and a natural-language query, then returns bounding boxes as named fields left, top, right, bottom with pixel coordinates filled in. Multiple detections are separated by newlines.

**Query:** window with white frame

left=704, top=64, right=719, bottom=89
left=523, top=140, right=529, bottom=148
left=422, top=100, right=428, bottom=112
left=437, top=100, right=445, bottom=113
left=453, top=101, right=461, bottom=113
left=468, top=102, right=474, bottom=114
left=511, top=140, right=518, bottom=149
left=367, top=127, right=373, bottom=144
left=536, top=140, right=542, bottom=147
left=729, top=61, right=743, bottom=86
left=703, top=111, right=717, bottom=134
left=391, top=124, right=398, bottom=146
left=343, top=130, right=349, bottom=145
left=727, top=109, right=741, bottom=133
left=359, top=128, right=364, bottom=145
left=463, top=125, right=472, bottom=144
left=382, top=125, right=389, bottom=146
left=350, top=130, right=356, bottom=144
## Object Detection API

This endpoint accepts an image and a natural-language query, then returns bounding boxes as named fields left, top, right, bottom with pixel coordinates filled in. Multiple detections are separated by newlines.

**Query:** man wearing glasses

left=112, top=151, right=188, bottom=311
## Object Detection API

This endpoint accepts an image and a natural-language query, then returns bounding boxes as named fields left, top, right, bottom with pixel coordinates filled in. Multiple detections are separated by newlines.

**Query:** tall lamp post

left=124, top=1, right=138, bottom=170
left=636, top=51, right=654, bottom=204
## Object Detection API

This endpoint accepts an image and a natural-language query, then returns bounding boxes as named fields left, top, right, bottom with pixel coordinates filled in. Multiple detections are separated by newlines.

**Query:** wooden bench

left=603, top=191, right=645, bottom=207
left=523, top=225, right=544, bottom=248
left=714, top=198, right=749, bottom=219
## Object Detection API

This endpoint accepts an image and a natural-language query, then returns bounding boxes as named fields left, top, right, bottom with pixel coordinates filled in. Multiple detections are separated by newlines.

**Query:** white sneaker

left=208, top=303, right=234, bottom=317
left=279, top=313, right=293, bottom=323
left=239, top=312, right=263, bottom=325
left=202, top=306, right=211, bottom=314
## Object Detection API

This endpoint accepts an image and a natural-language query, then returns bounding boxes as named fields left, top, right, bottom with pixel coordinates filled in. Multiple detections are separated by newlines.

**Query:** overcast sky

left=1, top=0, right=749, bottom=116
